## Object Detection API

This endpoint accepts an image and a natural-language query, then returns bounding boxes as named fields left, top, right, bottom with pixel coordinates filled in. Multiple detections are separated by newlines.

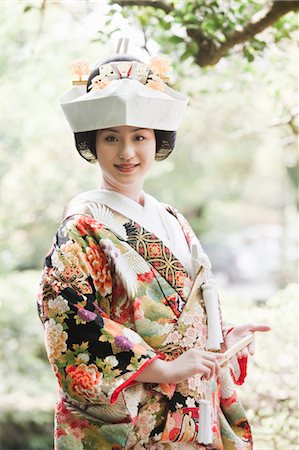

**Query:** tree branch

left=223, top=1, right=299, bottom=49
left=112, top=0, right=173, bottom=14
left=112, top=0, right=298, bottom=67
left=192, top=1, right=299, bottom=66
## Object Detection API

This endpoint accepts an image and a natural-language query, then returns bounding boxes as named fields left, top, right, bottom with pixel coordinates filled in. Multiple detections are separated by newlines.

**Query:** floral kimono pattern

left=38, top=198, right=252, bottom=450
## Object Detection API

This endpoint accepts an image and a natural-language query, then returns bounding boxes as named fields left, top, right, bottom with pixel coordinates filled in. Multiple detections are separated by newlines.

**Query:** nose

left=119, top=139, right=136, bottom=160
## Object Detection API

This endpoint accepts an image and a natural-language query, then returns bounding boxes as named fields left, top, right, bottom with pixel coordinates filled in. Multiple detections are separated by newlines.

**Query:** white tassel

left=197, top=400, right=213, bottom=444
left=202, top=281, right=223, bottom=350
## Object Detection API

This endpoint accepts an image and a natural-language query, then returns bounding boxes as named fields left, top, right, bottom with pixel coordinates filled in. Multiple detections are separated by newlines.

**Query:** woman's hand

left=164, top=349, right=224, bottom=383
left=135, top=349, right=223, bottom=384
left=224, top=323, right=271, bottom=358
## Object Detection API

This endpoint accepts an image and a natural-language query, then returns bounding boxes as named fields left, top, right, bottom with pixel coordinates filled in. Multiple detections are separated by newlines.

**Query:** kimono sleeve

left=37, top=215, right=159, bottom=405
left=166, top=205, right=248, bottom=385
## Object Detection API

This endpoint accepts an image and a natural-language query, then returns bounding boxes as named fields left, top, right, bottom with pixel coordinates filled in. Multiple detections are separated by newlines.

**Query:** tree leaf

left=169, top=35, right=185, bottom=44
left=23, top=5, right=33, bottom=13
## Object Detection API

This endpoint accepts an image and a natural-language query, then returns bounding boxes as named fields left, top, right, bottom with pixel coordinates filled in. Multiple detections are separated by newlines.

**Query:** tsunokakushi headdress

left=60, top=38, right=189, bottom=162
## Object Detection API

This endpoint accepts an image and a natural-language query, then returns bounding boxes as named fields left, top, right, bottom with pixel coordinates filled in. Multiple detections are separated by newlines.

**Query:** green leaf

left=95, top=357, right=104, bottom=368
left=160, top=20, right=172, bottom=31
left=181, top=49, right=193, bottom=61
left=243, top=46, right=255, bottom=63
left=169, top=35, right=185, bottom=44
left=73, top=341, right=89, bottom=353
left=137, top=14, right=150, bottom=28
left=183, top=13, right=198, bottom=23
left=186, top=23, right=201, bottom=30
left=250, top=38, right=266, bottom=51
left=23, top=5, right=33, bottom=13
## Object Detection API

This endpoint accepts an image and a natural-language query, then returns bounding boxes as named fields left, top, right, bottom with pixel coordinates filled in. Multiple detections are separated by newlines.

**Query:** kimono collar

left=66, top=189, right=193, bottom=276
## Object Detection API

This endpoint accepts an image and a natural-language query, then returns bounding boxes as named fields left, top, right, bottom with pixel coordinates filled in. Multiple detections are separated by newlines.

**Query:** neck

left=100, top=179, right=144, bottom=206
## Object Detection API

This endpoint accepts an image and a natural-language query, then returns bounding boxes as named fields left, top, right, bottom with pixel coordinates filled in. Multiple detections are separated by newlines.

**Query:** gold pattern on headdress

left=69, top=59, right=90, bottom=85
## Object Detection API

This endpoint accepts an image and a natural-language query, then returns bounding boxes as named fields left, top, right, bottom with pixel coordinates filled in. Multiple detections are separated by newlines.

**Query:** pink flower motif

left=139, top=415, right=148, bottom=425
left=134, top=298, right=142, bottom=309
left=165, top=330, right=181, bottom=345
left=137, top=270, right=155, bottom=283
left=71, top=427, right=85, bottom=441
left=55, top=428, right=67, bottom=439
left=115, top=335, right=133, bottom=351
left=133, top=297, right=146, bottom=320
left=76, top=307, right=97, bottom=322
left=182, top=313, right=194, bottom=325
left=186, top=326, right=198, bottom=339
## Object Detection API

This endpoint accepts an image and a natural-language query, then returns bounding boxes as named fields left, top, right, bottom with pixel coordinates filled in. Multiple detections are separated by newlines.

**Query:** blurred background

left=1, top=1, right=298, bottom=449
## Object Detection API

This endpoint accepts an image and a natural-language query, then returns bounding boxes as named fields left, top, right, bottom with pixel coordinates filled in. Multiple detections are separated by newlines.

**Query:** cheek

left=143, top=141, right=156, bottom=163
left=95, top=135, right=108, bottom=162
left=96, top=152, right=112, bottom=172
left=95, top=143, right=112, bottom=166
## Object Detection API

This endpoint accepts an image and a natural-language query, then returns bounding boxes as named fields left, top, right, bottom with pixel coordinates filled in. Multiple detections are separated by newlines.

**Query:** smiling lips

left=114, top=163, right=140, bottom=173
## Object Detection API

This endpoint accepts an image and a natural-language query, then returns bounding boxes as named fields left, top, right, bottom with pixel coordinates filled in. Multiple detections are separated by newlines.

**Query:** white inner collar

left=68, top=189, right=193, bottom=275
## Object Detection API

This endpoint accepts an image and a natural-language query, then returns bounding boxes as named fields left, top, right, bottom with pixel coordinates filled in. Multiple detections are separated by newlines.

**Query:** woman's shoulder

left=144, top=192, right=179, bottom=215
left=63, top=189, right=103, bottom=220
left=159, top=199, right=185, bottom=222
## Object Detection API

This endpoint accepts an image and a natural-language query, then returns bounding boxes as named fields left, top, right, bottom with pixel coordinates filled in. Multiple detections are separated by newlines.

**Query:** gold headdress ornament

left=68, top=38, right=172, bottom=92
left=60, top=37, right=188, bottom=134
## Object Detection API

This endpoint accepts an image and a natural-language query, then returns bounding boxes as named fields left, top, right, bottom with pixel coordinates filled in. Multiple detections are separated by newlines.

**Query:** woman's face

left=95, top=125, right=156, bottom=196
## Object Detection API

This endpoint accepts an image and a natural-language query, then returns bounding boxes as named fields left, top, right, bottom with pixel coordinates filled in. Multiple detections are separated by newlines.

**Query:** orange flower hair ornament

left=60, top=39, right=188, bottom=134
left=69, top=59, right=91, bottom=85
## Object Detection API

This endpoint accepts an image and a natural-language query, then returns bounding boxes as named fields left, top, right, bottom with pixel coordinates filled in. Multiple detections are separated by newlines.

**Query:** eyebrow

left=102, top=128, right=148, bottom=133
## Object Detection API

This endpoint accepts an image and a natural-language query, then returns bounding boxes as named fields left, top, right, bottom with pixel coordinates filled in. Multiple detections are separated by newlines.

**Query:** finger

left=215, top=361, right=220, bottom=377
left=237, top=347, right=248, bottom=358
left=202, top=356, right=219, bottom=378
left=204, top=357, right=221, bottom=379
left=203, top=352, right=220, bottom=362
left=201, top=358, right=216, bottom=379
left=241, top=348, right=248, bottom=358
left=248, top=340, right=255, bottom=355
left=249, top=325, right=271, bottom=333
left=233, top=323, right=254, bottom=334
left=201, top=365, right=211, bottom=380
left=233, top=324, right=271, bottom=334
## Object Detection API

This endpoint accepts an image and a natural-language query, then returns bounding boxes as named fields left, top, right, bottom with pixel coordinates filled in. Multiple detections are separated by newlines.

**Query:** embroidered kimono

left=38, top=189, right=252, bottom=450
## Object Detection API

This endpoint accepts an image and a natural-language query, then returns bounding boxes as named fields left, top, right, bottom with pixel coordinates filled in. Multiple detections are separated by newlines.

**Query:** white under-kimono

left=38, top=189, right=252, bottom=450
left=66, top=189, right=195, bottom=275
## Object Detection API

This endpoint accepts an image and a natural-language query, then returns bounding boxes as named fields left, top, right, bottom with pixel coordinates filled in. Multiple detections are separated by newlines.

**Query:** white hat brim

left=60, top=79, right=188, bottom=133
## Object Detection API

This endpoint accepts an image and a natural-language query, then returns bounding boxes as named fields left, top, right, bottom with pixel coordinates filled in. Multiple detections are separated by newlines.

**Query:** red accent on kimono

left=110, top=353, right=160, bottom=404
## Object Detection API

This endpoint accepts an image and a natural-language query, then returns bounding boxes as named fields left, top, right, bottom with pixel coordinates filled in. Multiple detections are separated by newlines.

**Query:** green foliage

left=1, top=270, right=56, bottom=449
left=106, top=0, right=298, bottom=65
left=221, top=284, right=298, bottom=449
left=23, top=5, right=34, bottom=14
left=272, top=12, right=299, bottom=42
left=1, top=410, right=54, bottom=450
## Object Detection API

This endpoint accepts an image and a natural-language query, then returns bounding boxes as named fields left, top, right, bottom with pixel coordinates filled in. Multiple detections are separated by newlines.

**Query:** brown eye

left=135, top=135, right=145, bottom=142
left=105, top=136, right=118, bottom=142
